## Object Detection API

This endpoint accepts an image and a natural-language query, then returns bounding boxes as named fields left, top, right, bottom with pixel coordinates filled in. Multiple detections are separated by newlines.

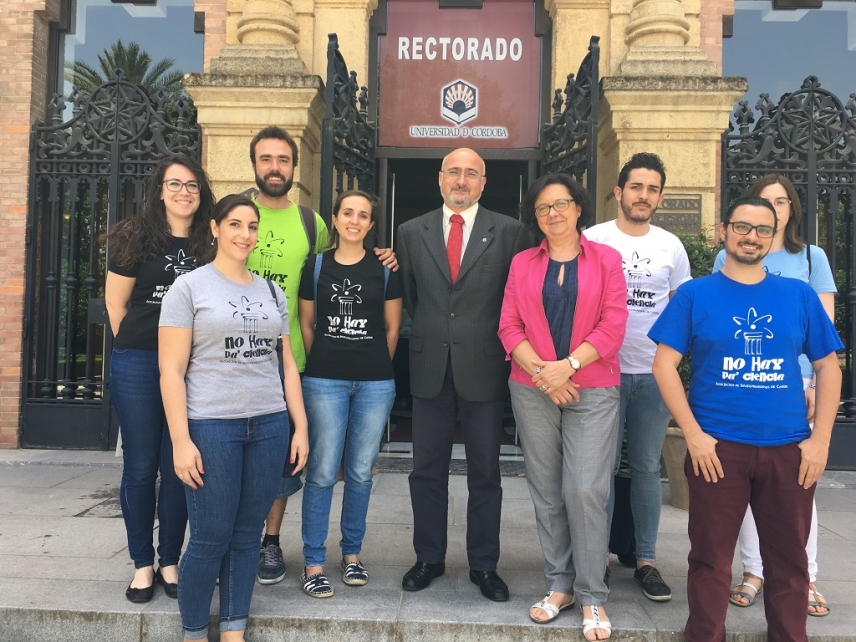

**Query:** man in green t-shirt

left=247, top=126, right=396, bottom=585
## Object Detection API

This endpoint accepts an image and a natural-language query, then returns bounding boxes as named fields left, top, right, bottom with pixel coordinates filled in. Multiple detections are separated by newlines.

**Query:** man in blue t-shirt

left=648, top=196, right=842, bottom=642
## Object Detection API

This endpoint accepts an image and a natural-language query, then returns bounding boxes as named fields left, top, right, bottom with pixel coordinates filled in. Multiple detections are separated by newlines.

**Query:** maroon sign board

left=378, top=0, right=542, bottom=149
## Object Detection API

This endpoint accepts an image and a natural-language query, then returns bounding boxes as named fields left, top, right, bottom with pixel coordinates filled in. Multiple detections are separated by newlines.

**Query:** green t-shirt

left=246, top=200, right=329, bottom=371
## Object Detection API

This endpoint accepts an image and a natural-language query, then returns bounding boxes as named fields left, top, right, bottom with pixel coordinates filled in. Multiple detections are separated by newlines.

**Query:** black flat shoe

left=402, top=562, right=445, bottom=591
left=125, top=580, right=155, bottom=603
left=469, top=569, right=509, bottom=602
left=155, top=568, right=178, bottom=599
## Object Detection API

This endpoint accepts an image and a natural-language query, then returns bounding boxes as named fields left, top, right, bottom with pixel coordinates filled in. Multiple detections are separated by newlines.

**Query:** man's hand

left=805, top=385, right=816, bottom=424
left=797, top=434, right=829, bottom=489
left=374, top=247, right=399, bottom=271
left=686, top=430, right=723, bottom=483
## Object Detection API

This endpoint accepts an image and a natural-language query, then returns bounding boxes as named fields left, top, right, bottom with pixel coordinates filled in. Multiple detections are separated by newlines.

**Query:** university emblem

left=441, top=80, right=478, bottom=125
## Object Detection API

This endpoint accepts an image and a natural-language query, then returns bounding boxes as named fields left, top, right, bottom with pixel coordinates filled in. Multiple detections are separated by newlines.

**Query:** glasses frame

left=727, top=221, right=776, bottom=239
left=442, top=168, right=484, bottom=181
left=769, top=198, right=792, bottom=209
left=534, top=198, right=575, bottom=218
left=162, top=179, right=202, bottom=194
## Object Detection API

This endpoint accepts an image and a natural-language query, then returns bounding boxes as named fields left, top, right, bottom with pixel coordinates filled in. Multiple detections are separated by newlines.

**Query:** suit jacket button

left=450, top=313, right=455, bottom=318
left=443, top=342, right=449, bottom=347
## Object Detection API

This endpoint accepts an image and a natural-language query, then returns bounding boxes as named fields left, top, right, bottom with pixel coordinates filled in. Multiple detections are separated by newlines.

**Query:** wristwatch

left=566, top=355, right=581, bottom=372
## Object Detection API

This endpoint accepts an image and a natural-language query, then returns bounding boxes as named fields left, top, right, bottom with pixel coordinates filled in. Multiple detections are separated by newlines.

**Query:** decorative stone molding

left=625, top=0, right=690, bottom=48
left=237, top=0, right=300, bottom=46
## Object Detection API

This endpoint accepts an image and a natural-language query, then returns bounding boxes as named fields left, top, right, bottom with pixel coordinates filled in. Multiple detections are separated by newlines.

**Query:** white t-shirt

left=584, top=220, right=691, bottom=373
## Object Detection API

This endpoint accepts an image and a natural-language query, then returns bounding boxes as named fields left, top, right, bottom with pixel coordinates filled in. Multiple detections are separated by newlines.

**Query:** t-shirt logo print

left=733, top=307, right=774, bottom=356
left=255, top=231, right=285, bottom=270
left=230, top=296, right=269, bottom=334
left=623, top=252, right=652, bottom=290
left=331, top=279, right=362, bottom=316
left=164, top=249, right=195, bottom=277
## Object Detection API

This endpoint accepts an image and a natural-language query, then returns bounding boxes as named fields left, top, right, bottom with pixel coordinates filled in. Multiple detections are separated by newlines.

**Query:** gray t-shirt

left=160, top=263, right=289, bottom=420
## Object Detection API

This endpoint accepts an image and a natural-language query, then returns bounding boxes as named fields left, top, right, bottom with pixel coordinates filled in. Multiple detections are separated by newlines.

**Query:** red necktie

left=447, top=214, right=465, bottom=284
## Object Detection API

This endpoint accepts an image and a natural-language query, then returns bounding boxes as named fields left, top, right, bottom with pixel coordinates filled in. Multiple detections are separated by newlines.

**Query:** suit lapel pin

left=482, top=238, right=487, bottom=242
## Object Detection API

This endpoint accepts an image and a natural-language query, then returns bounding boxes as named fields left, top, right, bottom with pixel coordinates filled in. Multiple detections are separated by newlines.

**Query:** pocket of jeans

left=112, top=347, right=131, bottom=355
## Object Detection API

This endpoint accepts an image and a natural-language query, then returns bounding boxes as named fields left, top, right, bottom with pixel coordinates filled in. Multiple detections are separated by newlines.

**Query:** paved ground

left=1, top=449, right=854, bottom=641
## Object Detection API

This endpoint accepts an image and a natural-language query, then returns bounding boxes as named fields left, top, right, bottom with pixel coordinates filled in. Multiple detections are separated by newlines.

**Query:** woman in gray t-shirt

left=159, top=193, right=308, bottom=642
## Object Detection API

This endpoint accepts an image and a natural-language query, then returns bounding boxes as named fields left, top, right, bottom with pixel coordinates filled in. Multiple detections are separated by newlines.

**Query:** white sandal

left=581, top=605, right=612, bottom=640
left=529, top=590, right=575, bottom=624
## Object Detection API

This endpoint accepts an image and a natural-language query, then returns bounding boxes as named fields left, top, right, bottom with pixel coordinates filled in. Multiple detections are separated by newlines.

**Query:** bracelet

left=808, top=384, right=817, bottom=389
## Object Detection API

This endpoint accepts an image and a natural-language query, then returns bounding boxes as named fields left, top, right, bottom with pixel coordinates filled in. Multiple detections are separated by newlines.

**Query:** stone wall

left=0, top=1, right=61, bottom=448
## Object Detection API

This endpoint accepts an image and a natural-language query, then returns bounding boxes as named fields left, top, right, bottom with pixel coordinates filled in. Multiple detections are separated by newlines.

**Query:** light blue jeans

left=608, top=373, right=671, bottom=562
left=179, top=411, right=289, bottom=639
left=301, top=377, right=396, bottom=567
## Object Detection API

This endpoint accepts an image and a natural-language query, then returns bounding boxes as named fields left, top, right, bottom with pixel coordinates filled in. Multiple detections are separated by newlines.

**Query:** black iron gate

left=722, top=76, right=856, bottom=467
left=540, top=35, right=600, bottom=194
left=22, top=70, right=201, bottom=449
left=318, top=33, right=377, bottom=230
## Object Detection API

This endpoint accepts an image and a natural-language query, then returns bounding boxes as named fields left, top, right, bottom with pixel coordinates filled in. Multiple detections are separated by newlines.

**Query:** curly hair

left=745, top=174, right=804, bottom=254
left=104, top=155, right=216, bottom=269
left=519, top=173, right=594, bottom=236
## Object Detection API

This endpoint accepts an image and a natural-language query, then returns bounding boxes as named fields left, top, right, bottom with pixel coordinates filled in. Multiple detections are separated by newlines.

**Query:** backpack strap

left=265, top=279, right=285, bottom=383
left=383, top=265, right=390, bottom=298
left=807, top=244, right=813, bottom=277
left=312, top=252, right=323, bottom=324
left=298, top=205, right=317, bottom=255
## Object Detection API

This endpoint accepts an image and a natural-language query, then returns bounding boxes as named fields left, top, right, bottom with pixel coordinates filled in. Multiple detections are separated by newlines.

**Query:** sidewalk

left=1, top=449, right=854, bottom=641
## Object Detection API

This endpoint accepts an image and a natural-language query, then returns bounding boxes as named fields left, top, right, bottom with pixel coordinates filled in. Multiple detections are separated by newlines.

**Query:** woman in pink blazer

left=499, top=173, right=627, bottom=640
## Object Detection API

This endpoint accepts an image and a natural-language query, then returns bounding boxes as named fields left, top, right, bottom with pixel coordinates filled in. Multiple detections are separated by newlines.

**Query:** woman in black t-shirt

left=297, top=190, right=402, bottom=597
left=104, top=154, right=215, bottom=603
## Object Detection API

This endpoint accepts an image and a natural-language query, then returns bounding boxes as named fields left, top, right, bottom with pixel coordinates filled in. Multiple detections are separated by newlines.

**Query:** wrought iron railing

left=24, top=69, right=200, bottom=404
left=541, top=35, right=600, bottom=195
left=722, top=76, right=856, bottom=417
left=318, top=33, right=377, bottom=226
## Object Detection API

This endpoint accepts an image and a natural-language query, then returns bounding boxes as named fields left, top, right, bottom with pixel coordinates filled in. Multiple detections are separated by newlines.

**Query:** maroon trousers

left=684, top=440, right=814, bottom=642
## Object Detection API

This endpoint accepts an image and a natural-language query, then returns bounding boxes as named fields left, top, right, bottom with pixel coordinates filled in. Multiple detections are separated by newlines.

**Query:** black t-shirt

left=299, top=251, right=402, bottom=381
left=108, top=236, right=197, bottom=350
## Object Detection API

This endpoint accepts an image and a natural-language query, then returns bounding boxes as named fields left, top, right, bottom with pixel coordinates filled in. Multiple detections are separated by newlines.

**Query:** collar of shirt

left=442, top=202, right=479, bottom=248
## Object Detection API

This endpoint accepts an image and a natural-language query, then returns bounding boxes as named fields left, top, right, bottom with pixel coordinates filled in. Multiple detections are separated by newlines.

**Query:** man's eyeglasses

left=728, top=221, right=775, bottom=239
left=534, top=199, right=575, bottom=218
left=162, top=179, right=201, bottom=194
left=443, top=168, right=483, bottom=181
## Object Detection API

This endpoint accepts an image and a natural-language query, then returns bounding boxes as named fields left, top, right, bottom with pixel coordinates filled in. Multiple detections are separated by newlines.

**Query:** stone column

left=312, top=0, right=377, bottom=81
left=545, top=0, right=611, bottom=91
left=184, top=0, right=324, bottom=206
left=596, top=0, right=745, bottom=229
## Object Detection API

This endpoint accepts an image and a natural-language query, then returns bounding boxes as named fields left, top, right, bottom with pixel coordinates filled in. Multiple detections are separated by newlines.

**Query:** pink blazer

left=498, top=235, right=628, bottom=389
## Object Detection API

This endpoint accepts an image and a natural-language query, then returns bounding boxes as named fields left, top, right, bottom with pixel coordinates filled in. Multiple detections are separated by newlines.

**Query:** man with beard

left=396, top=148, right=532, bottom=601
left=584, top=153, right=690, bottom=601
left=649, top=197, right=841, bottom=642
left=245, top=126, right=396, bottom=585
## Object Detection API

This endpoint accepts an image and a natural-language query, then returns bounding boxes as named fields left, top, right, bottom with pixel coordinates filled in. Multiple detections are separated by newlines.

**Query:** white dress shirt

left=442, top=202, right=479, bottom=260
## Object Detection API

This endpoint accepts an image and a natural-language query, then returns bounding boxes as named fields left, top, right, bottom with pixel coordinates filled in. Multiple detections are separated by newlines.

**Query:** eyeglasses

left=534, top=199, right=575, bottom=218
left=728, top=221, right=775, bottom=238
left=443, top=168, right=483, bottom=181
left=770, top=198, right=792, bottom=209
left=162, top=179, right=201, bottom=194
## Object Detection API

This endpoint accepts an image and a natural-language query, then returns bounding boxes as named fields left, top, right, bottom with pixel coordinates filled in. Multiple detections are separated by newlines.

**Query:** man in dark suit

left=396, top=148, right=532, bottom=602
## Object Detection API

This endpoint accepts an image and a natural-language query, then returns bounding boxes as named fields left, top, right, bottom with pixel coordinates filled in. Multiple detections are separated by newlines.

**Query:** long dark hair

left=745, top=174, right=804, bottom=254
left=104, top=155, right=216, bottom=268
left=519, top=173, right=594, bottom=236
left=328, top=190, right=380, bottom=249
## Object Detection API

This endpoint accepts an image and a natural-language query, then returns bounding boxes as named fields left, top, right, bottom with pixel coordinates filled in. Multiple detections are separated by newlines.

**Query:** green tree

left=65, top=40, right=183, bottom=98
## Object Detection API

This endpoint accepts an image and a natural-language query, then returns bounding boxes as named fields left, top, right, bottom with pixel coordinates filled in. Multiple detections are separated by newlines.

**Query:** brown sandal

left=808, top=582, right=830, bottom=617
left=729, top=573, right=763, bottom=607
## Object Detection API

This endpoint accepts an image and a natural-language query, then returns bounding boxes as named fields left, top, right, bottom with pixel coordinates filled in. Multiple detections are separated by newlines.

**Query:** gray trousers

left=509, top=381, right=620, bottom=606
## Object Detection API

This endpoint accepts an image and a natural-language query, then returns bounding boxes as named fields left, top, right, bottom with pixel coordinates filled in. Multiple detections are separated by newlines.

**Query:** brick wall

left=0, top=1, right=60, bottom=448
left=700, top=0, right=735, bottom=73
left=195, top=0, right=229, bottom=70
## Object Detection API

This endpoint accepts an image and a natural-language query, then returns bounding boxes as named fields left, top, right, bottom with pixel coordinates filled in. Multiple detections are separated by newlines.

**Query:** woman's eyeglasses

left=162, top=179, right=201, bottom=194
left=534, top=199, right=574, bottom=218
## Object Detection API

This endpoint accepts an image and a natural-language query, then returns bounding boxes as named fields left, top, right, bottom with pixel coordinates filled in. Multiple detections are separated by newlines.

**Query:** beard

left=620, top=198, right=657, bottom=224
left=256, top=172, right=293, bottom=198
left=727, top=241, right=766, bottom=265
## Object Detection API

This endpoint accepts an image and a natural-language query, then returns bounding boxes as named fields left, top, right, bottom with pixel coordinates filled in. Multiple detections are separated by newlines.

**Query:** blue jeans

left=608, top=373, right=671, bottom=562
left=179, top=411, right=289, bottom=639
left=301, top=377, right=396, bottom=567
left=110, top=347, right=186, bottom=569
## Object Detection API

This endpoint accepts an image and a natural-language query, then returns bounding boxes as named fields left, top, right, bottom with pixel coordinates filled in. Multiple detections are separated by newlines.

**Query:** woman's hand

left=549, top=380, right=581, bottom=405
left=531, top=357, right=573, bottom=392
left=173, top=439, right=205, bottom=490
left=289, top=428, right=309, bottom=474
left=805, top=385, right=816, bottom=424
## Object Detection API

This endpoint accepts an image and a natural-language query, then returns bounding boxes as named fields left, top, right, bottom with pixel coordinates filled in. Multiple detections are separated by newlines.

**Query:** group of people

left=105, top=131, right=841, bottom=642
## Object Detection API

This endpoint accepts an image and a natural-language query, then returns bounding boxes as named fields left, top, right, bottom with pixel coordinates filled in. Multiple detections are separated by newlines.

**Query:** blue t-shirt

left=713, top=244, right=837, bottom=378
left=649, top=272, right=842, bottom=446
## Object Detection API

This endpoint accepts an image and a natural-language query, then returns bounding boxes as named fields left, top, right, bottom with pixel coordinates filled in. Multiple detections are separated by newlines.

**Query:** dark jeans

left=409, top=362, right=504, bottom=570
left=685, top=439, right=814, bottom=642
left=110, top=347, right=187, bottom=569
